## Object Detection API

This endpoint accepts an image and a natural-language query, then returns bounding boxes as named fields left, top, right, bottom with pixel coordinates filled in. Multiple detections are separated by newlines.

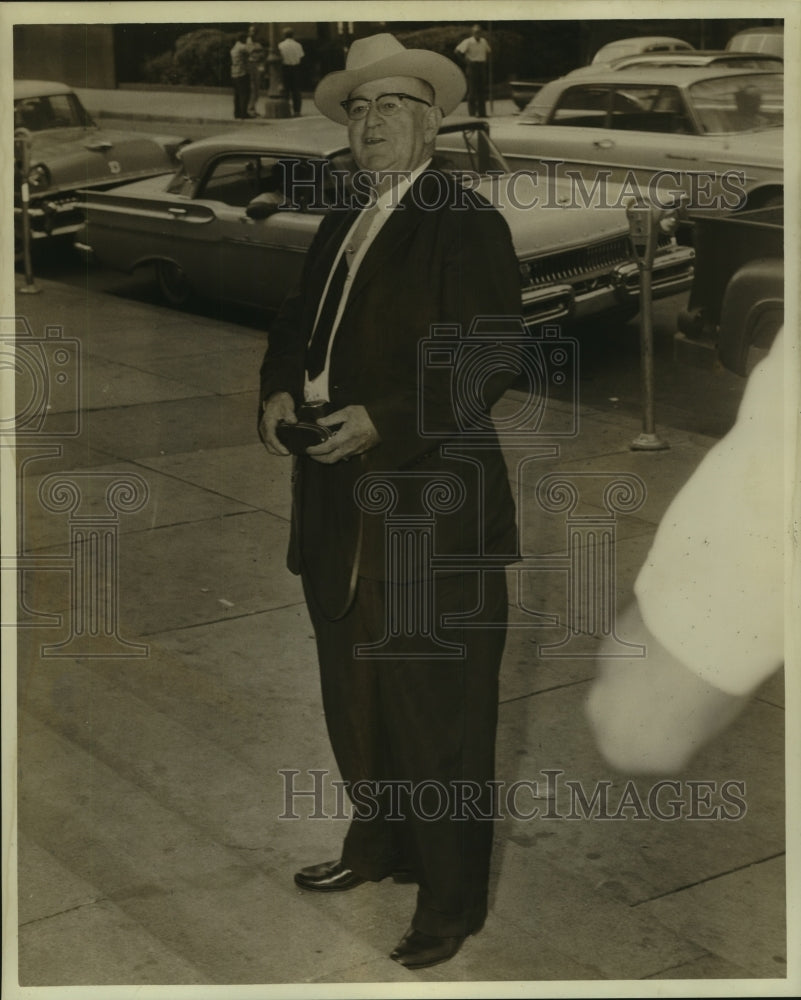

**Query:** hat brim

left=314, top=49, right=466, bottom=125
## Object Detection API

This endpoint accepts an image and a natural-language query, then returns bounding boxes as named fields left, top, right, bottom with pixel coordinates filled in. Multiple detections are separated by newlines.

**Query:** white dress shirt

left=304, top=159, right=431, bottom=403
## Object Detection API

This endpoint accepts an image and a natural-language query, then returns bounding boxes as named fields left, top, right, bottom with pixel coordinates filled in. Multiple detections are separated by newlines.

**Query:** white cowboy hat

left=314, top=33, right=466, bottom=125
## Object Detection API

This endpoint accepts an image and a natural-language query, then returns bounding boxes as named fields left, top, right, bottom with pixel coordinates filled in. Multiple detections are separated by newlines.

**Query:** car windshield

left=688, top=74, right=783, bottom=132
left=14, top=92, right=94, bottom=131
left=434, top=127, right=509, bottom=174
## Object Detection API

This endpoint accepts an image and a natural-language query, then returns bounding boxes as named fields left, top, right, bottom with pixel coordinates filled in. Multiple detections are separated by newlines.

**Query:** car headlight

left=27, top=163, right=51, bottom=190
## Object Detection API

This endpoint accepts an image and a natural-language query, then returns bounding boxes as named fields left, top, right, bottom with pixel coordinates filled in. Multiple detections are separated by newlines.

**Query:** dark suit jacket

left=260, top=169, right=523, bottom=619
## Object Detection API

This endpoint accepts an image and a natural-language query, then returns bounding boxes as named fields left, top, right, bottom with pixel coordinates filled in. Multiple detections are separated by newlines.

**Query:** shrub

left=142, top=27, right=240, bottom=86
left=173, top=28, right=236, bottom=86
left=141, top=50, right=182, bottom=85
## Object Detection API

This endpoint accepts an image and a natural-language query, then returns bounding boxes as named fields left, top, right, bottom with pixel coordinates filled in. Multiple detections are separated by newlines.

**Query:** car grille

left=519, top=234, right=671, bottom=289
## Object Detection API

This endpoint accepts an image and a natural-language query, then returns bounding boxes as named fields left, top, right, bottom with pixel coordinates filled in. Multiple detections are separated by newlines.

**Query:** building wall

left=13, top=24, right=116, bottom=88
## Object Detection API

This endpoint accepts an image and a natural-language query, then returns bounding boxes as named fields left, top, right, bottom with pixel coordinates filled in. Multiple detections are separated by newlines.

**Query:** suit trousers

left=465, top=61, right=488, bottom=117
left=304, top=568, right=508, bottom=938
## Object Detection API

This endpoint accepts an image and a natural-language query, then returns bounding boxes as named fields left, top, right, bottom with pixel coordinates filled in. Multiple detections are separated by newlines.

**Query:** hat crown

left=345, top=34, right=407, bottom=72
left=314, top=32, right=465, bottom=125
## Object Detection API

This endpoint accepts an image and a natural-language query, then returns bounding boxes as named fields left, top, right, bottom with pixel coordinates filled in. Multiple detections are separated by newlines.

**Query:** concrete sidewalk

left=10, top=268, right=786, bottom=991
left=74, top=83, right=519, bottom=126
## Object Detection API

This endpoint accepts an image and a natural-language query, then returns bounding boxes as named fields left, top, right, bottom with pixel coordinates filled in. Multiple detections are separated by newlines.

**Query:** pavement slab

left=492, top=690, right=784, bottom=909
left=73, top=392, right=259, bottom=460
left=19, top=897, right=207, bottom=986
left=636, top=856, right=787, bottom=979
left=18, top=458, right=257, bottom=552
left=138, top=442, right=293, bottom=519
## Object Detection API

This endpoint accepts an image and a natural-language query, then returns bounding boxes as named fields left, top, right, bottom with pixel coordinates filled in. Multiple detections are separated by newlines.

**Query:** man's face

left=347, top=76, right=440, bottom=174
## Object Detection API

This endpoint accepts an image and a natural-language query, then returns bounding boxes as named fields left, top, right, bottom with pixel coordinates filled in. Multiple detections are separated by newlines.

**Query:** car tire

left=155, top=259, right=192, bottom=307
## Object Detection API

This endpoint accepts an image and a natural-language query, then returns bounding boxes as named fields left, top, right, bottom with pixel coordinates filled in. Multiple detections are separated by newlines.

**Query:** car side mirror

left=246, top=193, right=283, bottom=220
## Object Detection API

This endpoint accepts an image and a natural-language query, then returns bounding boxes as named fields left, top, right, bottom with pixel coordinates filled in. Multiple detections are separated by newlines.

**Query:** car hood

left=28, top=126, right=184, bottom=193
left=477, top=174, right=629, bottom=258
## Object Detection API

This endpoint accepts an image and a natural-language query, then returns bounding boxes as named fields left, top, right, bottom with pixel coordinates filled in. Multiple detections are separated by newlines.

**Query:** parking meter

left=15, top=127, right=40, bottom=294
left=14, top=127, right=31, bottom=185
left=625, top=198, right=671, bottom=450
left=626, top=200, right=659, bottom=268
left=625, top=198, right=683, bottom=269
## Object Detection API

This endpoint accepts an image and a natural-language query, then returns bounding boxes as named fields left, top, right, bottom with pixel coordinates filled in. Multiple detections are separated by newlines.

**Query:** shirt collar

left=362, top=158, right=432, bottom=214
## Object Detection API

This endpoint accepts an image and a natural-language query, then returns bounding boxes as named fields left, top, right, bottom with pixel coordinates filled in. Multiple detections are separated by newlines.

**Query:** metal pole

left=262, top=22, right=291, bottom=118
left=488, top=21, right=494, bottom=116
left=626, top=198, right=667, bottom=451
left=15, top=128, right=40, bottom=295
left=631, top=256, right=668, bottom=451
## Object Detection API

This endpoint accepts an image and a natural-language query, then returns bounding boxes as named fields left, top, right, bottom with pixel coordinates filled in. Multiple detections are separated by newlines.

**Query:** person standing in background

left=278, top=27, right=305, bottom=116
left=230, top=32, right=251, bottom=120
left=246, top=24, right=265, bottom=118
left=455, top=23, right=491, bottom=117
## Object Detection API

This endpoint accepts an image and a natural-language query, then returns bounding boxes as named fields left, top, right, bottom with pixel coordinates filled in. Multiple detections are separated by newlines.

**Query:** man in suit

left=259, top=33, right=522, bottom=970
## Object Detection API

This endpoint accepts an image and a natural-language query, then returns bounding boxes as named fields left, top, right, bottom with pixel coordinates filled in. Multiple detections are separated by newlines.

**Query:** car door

left=192, top=152, right=324, bottom=308
left=501, top=82, right=703, bottom=200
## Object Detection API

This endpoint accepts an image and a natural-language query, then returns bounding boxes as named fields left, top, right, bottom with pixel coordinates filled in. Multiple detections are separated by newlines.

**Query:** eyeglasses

left=340, top=93, right=433, bottom=121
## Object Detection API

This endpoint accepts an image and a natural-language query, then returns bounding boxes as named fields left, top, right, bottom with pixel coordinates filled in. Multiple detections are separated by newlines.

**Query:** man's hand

left=306, top=405, right=380, bottom=464
left=259, top=391, right=296, bottom=456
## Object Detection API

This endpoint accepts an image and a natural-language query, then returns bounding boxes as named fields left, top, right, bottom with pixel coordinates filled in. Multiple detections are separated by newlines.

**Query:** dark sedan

left=75, top=117, right=694, bottom=327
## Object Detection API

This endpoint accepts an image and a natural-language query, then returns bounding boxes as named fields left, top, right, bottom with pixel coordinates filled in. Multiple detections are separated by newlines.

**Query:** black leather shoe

left=293, top=859, right=365, bottom=892
left=390, top=927, right=466, bottom=969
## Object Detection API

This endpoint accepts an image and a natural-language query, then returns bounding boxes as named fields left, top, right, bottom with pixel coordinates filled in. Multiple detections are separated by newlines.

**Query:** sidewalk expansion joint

left=500, top=677, right=590, bottom=706
left=138, top=601, right=308, bottom=637
left=19, top=897, right=105, bottom=928
left=630, top=850, right=786, bottom=906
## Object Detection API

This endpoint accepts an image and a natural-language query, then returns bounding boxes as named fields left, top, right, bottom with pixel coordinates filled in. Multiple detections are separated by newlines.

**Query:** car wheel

left=155, top=259, right=192, bottom=307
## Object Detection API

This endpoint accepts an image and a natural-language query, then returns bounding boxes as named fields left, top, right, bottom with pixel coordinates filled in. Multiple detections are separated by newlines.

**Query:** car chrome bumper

left=521, top=245, right=695, bottom=327
left=15, top=199, right=83, bottom=239
left=612, top=246, right=696, bottom=297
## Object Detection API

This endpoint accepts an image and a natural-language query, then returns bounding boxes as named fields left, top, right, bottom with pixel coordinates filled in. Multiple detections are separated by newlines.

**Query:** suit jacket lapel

left=346, top=170, right=440, bottom=303
left=307, top=207, right=359, bottom=306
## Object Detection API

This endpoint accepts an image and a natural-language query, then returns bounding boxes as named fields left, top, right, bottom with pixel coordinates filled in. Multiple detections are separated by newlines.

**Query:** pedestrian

left=245, top=24, right=265, bottom=118
left=258, top=32, right=522, bottom=971
left=586, top=328, right=793, bottom=773
left=455, top=23, right=491, bottom=117
left=278, top=26, right=304, bottom=116
left=230, top=31, right=250, bottom=120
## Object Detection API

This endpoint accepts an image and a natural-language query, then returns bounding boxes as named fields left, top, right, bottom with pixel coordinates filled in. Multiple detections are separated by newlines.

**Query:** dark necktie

left=305, top=206, right=379, bottom=380
left=306, top=253, right=348, bottom=380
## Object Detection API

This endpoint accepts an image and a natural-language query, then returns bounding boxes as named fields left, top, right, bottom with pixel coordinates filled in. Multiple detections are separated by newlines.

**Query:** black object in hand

left=275, top=420, right=332, bottom=454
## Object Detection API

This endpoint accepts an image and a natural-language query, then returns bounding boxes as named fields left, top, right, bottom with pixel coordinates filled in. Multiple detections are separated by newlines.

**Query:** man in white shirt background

left=455, top=23, right=491, bottom=117
left=278, top=26, right=305, bottom=116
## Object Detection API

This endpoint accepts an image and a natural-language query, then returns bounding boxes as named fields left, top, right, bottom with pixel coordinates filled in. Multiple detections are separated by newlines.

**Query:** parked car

left=74, top=117, right=694, bottom=326
left=567, top=50, right=783, bottom=76
left=591, top=37, right=694, bottom=64
left=675, top=204, right=782, bottom=375
left=508, top=80, right=548, bottom=112
left=491, top=68, right=783, bottom=212
left=509, top=51, right=782, bottom=110
left=13, top=79, right=189, bottom=248
left=726, top=26, right=783, bottom=58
